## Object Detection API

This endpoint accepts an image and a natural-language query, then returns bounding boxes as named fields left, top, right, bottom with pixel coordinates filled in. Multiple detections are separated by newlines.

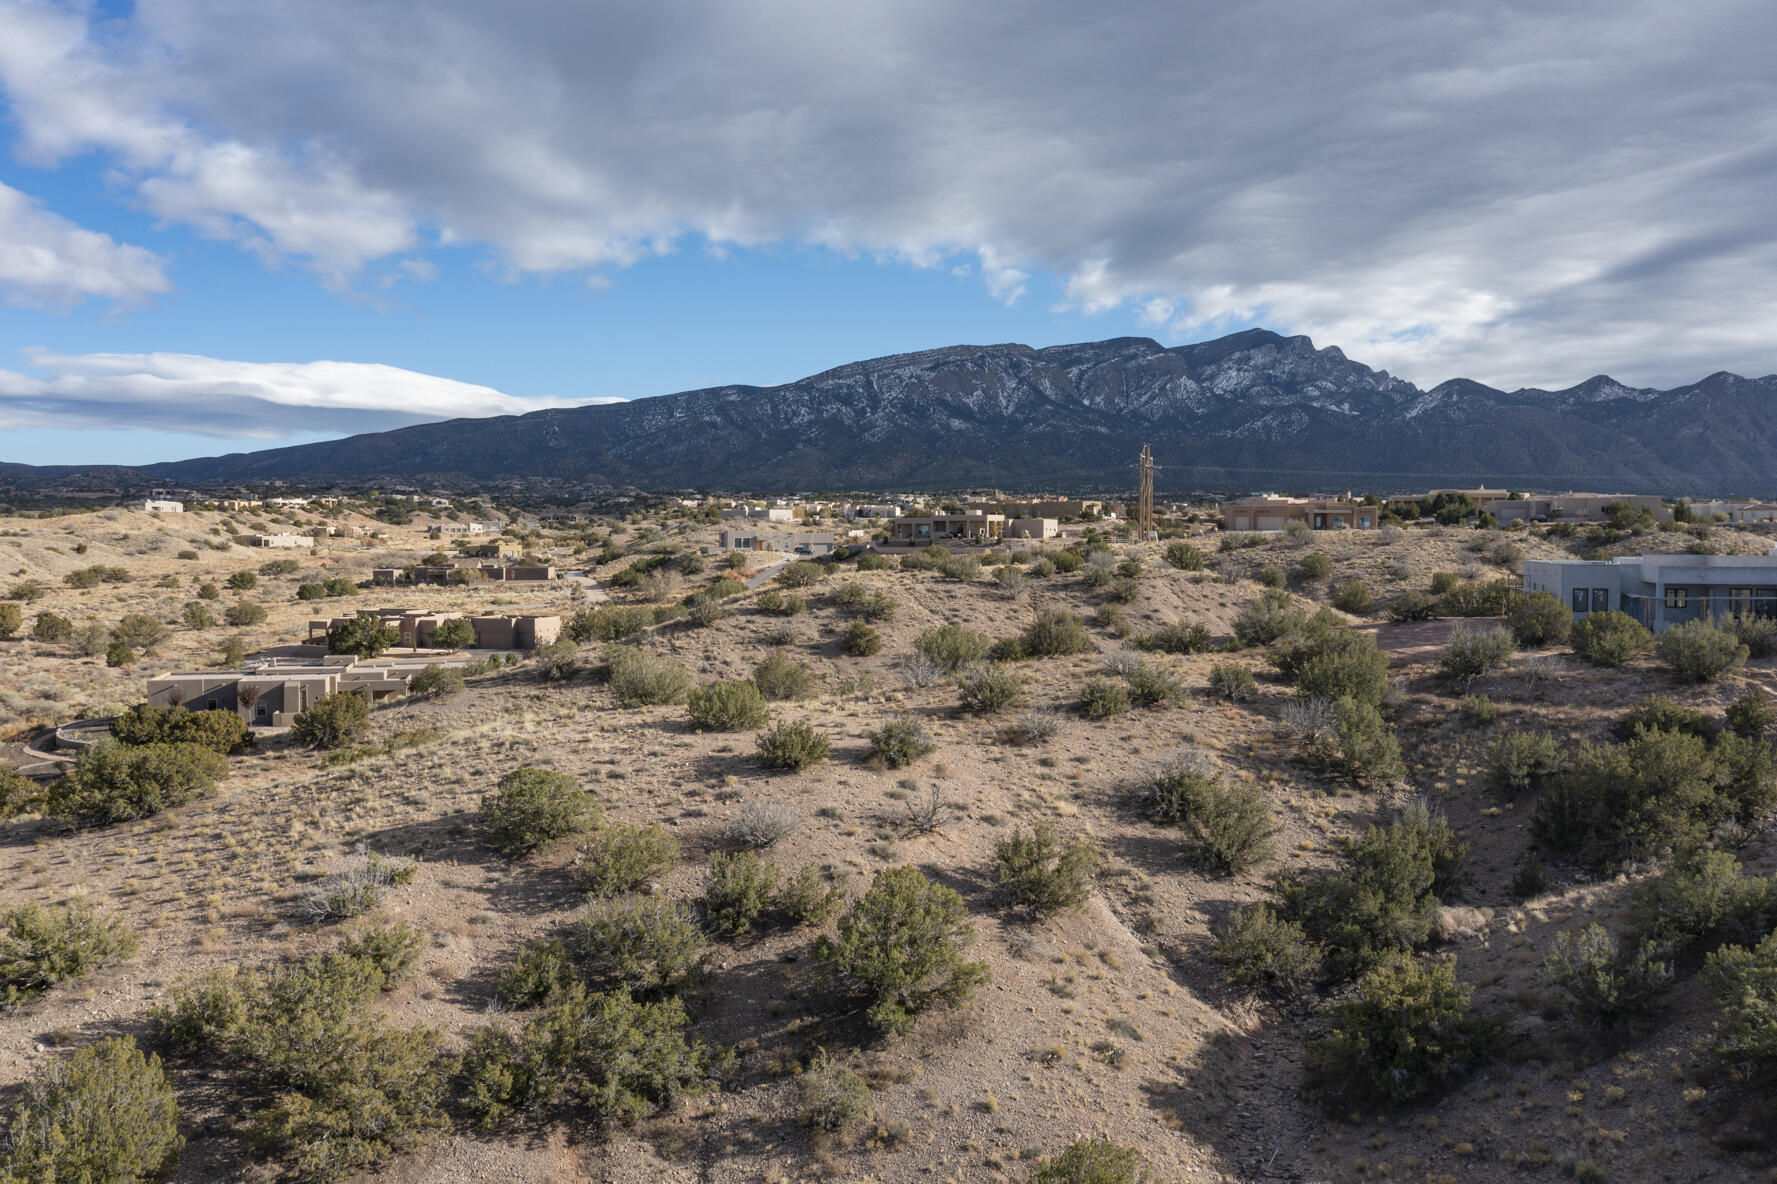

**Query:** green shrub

left=532, top=638, right=581, bottom=680
left=105, top=642, right=136, bottom=668
left=302, top=851, right=414, bottom=921
left=702, top=851, right=781, bottom=936
left=1256, top=566, right=1285, bottom=589
left=497, top=940, right=577, bottom=1008
left=1570, top=610, right=1652, bottom=666
left=0, top=768, right=43, bottom=820
left=1542, top=924, right=1672, bottom=1038
left=297, top=582, right=327, bottom=601
left=1388, top=590, right=1437, bottom=621
left=993, top=822, right=1099, bottom=917
left=1278, top=807, right=1461, bottom=981
left=866, top=717, right=935, bottom=768
left=755, top=719, right=831, bottom=772
left=175, top=950, right=452, bottom=1180
left=1294, top=633, right=1389, bottom=707
left=1136, top=619, right=1211, bottom=654
left=1627, top=850, right=1777, bottom=957
left=1027, top=1137, right=1146, bottom=1184
left=773, top=561, right=825, bottom=589
left=327, top=614, right=398, bottom=657
left=1458, top=693, right=1497, bottom=723
left=1163, top=541, right=1204, bottom=571
left=565, top=605, right=656, bottom=642
left=290, top=691, right=370, bottom=749
left=1015, top=608, right=1095, bottom=658
left=431, top=618, right=476, bottom=650
left=226, top=570, right=258, bottom=591
left=1729, top=688, right=1777, bottom=738
left=814, top=866, right=990, bottom=1034
left=1078, top=677, right=1131, bottom=719
left=609, top=648, right=692, bottom=706
left=579, top=823, right=680, bottom=897
left=112, top=703, right=250, bottom=753
left=1505, top=589, right=1572, bottom=646
left=1296, top=552, right=1332, bottom=580
left=958, top=663, right=1024, bottom=713
left=1213, top=904, right=1320, bottom=995
left=181, top=601, right=214, bottom=629
left=48, top=740, right=227, bottom=827
left=705, top=576, right=749, bottom=599
left=843, top=619, right=883, bottom=655
left=1138, top=762, right=1278, bottom=873
left=1703, top=931, right=1777, bottom=1077
left=338, top=918, right=426, bottom=986
left=410, top=662, right=466, bottom=697
left=1307, top=696, right=1403, bottom=784
left=1207, top=662, right=1257, bottom=701
left=856, top=552, right=893, bottom=571
left=485, top=767, right=600, bottom=857
left=915, top=623, right=992, bottom=670
left=756, top=588, right=802, bottom=616
left=1, top=899, right=138, bottom=1004
left=1331, top=578, right=1372, bottom=614
left=150, top=967, right=246, bottom=1053
left=1484, top=730, right=1562, bottom=795
left=1657, top=618, right=1748, bottom=682
left=32, top=610, right=74, bottom=642
left=753, top=651, right=813, bottom=700
left=0, top=601, right=19, bottom=639
left=1532, top=727, right=1722, bottom=871
left=222, top=600, right=267, bottom=628
left=0, top=1037, right=181, bottom=1184
left=1048, top=548, right=1085, bottom=573
left=797, top=1047, right=873, bottom=1131
left=112, top=612, right=170, bottom=650
left=1728, top=612, right=1777, bottom=659
left=776, top=864, right=845, bottom=927
left=1620, top=693, right=1715, bottom=739
left=687, top=679, right=770, bottom=731
left=1125, top=660, right=1184, bottom=707
left=1438, top=623, right=1514, bottom=683
left=1303, top=954, right=1494, bottom=1111
left=576, top=897, right=707, bottom=993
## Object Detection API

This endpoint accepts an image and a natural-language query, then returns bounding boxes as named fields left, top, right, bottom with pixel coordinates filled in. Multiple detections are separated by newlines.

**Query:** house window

left=205, top=699, right=217, bottom=710
left=1665, top=587, right=1687, bottom=609
left=1571, top=588, right=1589, bottom=613
left=1591, top=589, right=1608, bottom=613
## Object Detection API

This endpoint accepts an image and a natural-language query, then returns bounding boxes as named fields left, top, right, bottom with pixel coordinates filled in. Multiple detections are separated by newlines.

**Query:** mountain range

left=8, top=329, right=1777, bottom=495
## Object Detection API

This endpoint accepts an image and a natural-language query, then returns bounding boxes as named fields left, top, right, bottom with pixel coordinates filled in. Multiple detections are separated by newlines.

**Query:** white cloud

left=0, top=180, right=168, bottom=306
left=0, top=349, right=622, bottom=437
left=0, top=0, right=1773, bottom=386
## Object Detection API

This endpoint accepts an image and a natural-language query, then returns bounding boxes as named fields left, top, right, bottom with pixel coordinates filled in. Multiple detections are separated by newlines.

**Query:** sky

left=1, top=0, right=1773, bottom=467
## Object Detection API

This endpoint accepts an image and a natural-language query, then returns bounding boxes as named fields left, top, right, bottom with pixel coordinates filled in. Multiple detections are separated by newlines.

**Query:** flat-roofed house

left=888, top=514, right=1007, bottom=543
left=236, top=532, right=315, bottom=549
left=1523, top=552, right=1777, bottom=631
left=1221, top=496, right=1375, bottom=531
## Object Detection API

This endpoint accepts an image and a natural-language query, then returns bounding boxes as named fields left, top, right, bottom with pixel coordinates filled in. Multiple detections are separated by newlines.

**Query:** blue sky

left=1, top=0, right=1772, bottom=468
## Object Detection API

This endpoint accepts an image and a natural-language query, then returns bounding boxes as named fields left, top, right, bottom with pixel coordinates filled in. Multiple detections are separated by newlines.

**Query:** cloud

left=0, top=0, right=1773, bottom=386
left=0, top=180, right=169, bottom=306
left=0, top=349, right=622, bottom=437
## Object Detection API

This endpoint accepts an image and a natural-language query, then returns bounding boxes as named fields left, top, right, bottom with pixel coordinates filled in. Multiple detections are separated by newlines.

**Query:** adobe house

left=307, top=610, right=562, bottom=650
left=478, top=564, right=556, bottom=581
left=1220, top=496, right=1375, bottom=531
left=888, top=514, right=1007, bottom=543
left=1003, top=518, right=1060, bottom=540
left=235, top=532, right=316, bottom=549
left=148, top=656, right=421, bottom=728
left=1485, top=493, right=1669, bottom=525
left=1523, top=553, right=1777, bottom=631
left=718, top=529, right=840, bottom=556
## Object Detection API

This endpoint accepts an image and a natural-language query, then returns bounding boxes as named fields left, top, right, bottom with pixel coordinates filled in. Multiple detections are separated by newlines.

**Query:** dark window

left=1591, top=588, right=1609, bottom=612
left=1665, top=587, right=1687, bottom=609
left=1572, top=588, right=1589, bottom=613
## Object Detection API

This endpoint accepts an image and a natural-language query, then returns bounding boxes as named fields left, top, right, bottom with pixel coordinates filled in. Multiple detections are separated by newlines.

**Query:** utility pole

left=1137, top=443, right=1156, bottom=541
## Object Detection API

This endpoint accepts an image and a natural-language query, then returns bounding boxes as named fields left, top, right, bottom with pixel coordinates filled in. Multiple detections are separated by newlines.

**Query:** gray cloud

left=0, top=349, right=620, bottom=437
left=1, top=0, right=1772, bottom=388
left=0, top=179, right=168, bottom=305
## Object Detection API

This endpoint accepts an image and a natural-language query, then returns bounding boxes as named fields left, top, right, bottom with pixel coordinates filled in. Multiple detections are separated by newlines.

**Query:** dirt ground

left=2, top=507, right=1774, bottom=1183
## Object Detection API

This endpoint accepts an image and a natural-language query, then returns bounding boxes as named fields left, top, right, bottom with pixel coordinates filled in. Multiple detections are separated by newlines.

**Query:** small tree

left=957, top=663, right=1024, bottom=713
left=1438, top=623, right=1514, bottom=684
left=410, top=663, right=466, bottom=697
left=328, top=614, right=399, bottom=658
left=992, top=822, right=1098, bottom=917
left=32, top=610, right=74, bottom=643
left=290, top=691, right=370, bottom=749
left=226, top=570, right=258, bottom=591
left=1303, top=954, right=1494, bottom=1111
left=1542, top=924, right=1671, bottom=1039
left=752, top=651, right=814, bottom=700
left=814, top=866, right=991, bottom=1034
left=432, top=619, right=476, bottom=651
left=1505, top=589, right=1572, bottom=647
left=843, top=619, right=883, bottom=655
left=1570, top=610, right=1652, bottom=667
left=1213, top=904, right=1320, bottom=995
left=1703, top=930, right=1777, bottom=1077
left=797, top=1048, right=873, bottom=1132
left=914, top=623, right=991, bottom=670
left=484, top=767, right=600, bottom=857
left=0, top=1036, right=181, bottom=1183
left=48, top=741, right=228, bottom=828
left=579, top=823, right=680, bottom=897
left=609, top=649, right=691, bottom=706
left=576, top=897, right=708, bottom=993
left=533, top=638, right=581, bottom=681
left=1484, top=730, right=1563, bottom=796
left=0, top=601, right=20, bottom=639
left=701, top=850, right=781, bottom=936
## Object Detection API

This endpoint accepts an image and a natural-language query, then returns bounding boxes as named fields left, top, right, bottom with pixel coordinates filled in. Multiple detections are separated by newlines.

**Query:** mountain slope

left=13, top=330, right=1777, bottom=493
